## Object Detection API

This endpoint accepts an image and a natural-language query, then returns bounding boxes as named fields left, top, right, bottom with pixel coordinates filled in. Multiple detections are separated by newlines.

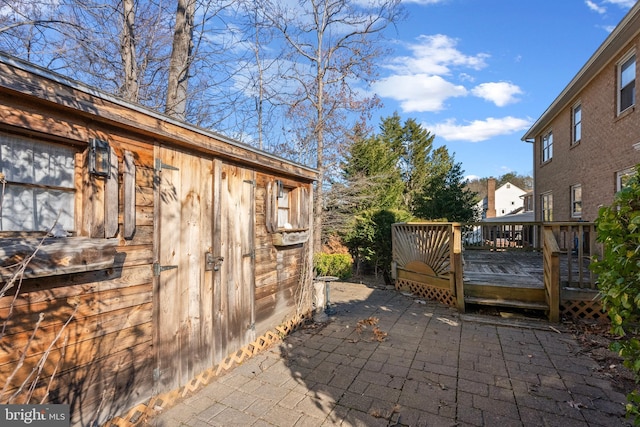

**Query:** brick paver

left=143, top=282, right=631, bottom=426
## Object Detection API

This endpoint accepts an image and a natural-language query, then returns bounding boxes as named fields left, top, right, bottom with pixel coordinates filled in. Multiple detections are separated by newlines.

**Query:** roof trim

left=522, top=3, right=640, bottom=141
left=0, top=53, right=318, bottom=180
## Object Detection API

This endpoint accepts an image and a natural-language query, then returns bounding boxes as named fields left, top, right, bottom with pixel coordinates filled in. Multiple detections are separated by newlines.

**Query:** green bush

left=592, top=164, right=640, bottom=423
left=314, top=253, right=353, bottom=279
left=343, top=208, right=413, bottom=284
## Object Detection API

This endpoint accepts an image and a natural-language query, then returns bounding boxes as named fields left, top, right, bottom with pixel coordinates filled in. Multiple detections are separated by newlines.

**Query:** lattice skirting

left=102, top=312, right=310, bottom=427
left=395, top=278, right=456, bottom=307
left=561, top=299, right=606, bottom=321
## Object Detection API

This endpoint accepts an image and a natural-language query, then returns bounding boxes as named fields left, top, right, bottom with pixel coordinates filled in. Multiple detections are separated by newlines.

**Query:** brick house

left=522, top=3, right=640, bottom=222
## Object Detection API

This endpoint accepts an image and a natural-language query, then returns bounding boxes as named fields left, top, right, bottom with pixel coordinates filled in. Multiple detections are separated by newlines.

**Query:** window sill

left=272, top=229, right=309, bottom=247
left=0, top=237, right=119, bottom=282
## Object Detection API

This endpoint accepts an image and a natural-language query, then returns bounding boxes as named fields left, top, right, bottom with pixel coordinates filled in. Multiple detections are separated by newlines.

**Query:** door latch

left=205, top=252, right=224, bottom=271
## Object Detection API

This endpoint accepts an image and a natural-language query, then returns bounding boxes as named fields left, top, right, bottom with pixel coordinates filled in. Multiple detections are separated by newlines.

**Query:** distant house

left=475, top=178, right=527, bottom=220
left=522, top=3, right=640, bottom=222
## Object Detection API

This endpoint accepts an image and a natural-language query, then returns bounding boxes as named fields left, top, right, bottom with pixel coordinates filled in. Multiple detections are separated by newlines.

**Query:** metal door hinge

left=153, top=262, right=178, bottom=276
left=155, top=158, right=179, bottom=172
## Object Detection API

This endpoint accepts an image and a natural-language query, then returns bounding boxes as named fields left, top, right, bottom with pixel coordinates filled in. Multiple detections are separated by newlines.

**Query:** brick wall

left=533, top=35, right=640, bottom=222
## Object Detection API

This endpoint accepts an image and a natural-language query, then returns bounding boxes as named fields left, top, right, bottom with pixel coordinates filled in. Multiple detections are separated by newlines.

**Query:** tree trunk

left=120, top=0, right=138, bottom=102
left=166, top=0, right=195, bottom=120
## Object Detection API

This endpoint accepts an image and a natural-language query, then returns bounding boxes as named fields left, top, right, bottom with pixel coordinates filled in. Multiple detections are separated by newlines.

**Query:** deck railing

left=393, top=220, right=603, bottom=321
left=463, top=221, right=598, bottom=290
left=463, top=221, right=542, bottom=251
left=543, top=227, right=561, bottom=322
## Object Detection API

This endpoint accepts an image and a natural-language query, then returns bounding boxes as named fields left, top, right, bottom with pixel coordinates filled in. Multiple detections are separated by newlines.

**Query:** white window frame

left=541, top=192, right=553, bottom=222
left=571, top=184, right=582, bottom=218
left=618, top=51, right=636, bottom=114
left=616, top=167, right=636, bottom=192
left=572, top=103, right=582, bottom=145
left=0, top=132, right=77, bottom=233
left=542, top=130, right=553, bottom=163
left=277, top=187, right=291, bottom=229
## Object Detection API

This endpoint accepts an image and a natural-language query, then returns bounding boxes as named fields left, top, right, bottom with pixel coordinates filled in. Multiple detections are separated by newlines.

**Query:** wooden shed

left=0, top=54, right=317, bottom=426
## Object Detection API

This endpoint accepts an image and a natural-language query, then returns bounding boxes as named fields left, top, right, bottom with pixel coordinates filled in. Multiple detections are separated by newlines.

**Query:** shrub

left=343, top=208, right=413, bottom=284
left=314, top=253, right=353, bottom=279
left=591, top=164, right=640, bottom=423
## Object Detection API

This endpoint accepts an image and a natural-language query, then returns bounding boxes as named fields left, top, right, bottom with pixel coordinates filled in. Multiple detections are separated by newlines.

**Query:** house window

left=541, top=192, right=553, bottom=221
left=277, top=187, right=291, bottom=229
left=572, top=104, right=581, bottom=144
left=542, top=131, right=553, bottom=163
left=616, top=167, right=636, bottom=191
left=0, top=133, right=76, bottom=232
left=571, top=184, right=582, bottom=218
left=618, top=53, right=636, bottom=114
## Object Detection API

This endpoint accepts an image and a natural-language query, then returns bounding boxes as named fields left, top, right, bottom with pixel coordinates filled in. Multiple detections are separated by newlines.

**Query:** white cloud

left=586, top=0, right=607, bottom=13
left=471, top=82, right=523, bottom=107
left=386, top=34, right=489, bottom=76
left=429, top=116, right=532, bottom=142
left=374, top=34, right=492, bottom=112
left=603, top=0, right=636, bottom=8
left=373, top=74, right=467, bottom=112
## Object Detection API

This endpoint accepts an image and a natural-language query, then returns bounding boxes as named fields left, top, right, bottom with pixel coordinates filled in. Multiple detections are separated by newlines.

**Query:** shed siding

left=0, top=55, right=315, bottom=426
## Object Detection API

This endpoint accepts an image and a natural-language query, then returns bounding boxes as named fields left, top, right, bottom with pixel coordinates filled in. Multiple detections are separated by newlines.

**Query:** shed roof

left=521, top=2, right=640, bottom=141
left=0, top=53, right=318, bottom=182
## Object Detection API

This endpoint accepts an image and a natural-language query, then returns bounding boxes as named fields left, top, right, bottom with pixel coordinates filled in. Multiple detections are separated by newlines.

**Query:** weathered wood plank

left=104, top=146, right=119, bottom=238
left=123, top=150, right=136, bottom=239
left=0, top=302, right=152, bottom=366
left=0, top=238, right=118, bottom=282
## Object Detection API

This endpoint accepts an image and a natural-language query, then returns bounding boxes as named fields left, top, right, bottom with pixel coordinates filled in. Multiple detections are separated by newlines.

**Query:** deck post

left=452, top=223, right=465, bottom=313
left=543, top=226, right=561, bottom=322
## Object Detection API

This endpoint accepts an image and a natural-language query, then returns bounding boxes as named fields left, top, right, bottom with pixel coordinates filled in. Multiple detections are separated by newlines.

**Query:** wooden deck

left=463, top=250, right=544, bottom=288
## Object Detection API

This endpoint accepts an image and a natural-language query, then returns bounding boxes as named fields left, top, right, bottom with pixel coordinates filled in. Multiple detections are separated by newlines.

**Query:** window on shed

left=619, top=53, right=636, bottom=114
left=0, top=133, right=76, bottom=232
left=277, top=187, right=291, bottom=229
left=541, top=131, right=553, bottom=163
left=572, top=104, right=581, bottom=144
left=571, top=184, right=582, bottom=218
left=265, top=180, right=310, bottom=233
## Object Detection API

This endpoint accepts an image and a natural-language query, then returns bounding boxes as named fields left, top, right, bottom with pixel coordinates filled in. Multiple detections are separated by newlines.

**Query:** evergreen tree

left=414, top=147, right=477, bottom=222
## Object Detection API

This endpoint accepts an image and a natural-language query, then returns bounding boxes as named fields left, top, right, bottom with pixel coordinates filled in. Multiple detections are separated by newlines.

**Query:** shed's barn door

left=155, top=146, right=214, bottom=393
left=213, top=161, right=255, bottom=363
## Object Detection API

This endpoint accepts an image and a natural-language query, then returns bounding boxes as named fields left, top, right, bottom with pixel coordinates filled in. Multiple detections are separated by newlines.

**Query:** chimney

left=486, top=178, right=496, bottom=218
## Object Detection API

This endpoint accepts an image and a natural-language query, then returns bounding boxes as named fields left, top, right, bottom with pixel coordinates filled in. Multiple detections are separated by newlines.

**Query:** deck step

left=464, top=296, right=548, bottom=311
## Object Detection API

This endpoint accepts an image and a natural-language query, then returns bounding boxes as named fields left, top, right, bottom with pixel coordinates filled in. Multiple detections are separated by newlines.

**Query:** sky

left=370, top=0, right=636, bottom=180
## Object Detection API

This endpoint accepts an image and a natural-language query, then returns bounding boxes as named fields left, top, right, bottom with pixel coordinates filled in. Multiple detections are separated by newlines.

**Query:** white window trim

left=570, top=184, right=582, bottom=218
left=617, top=50, right=636, bottom=115
left=541, top=130, right=553, bottom=163
left=541, top=192, right=553, bottom=222
left=571, top=103, right=582, bottom=145
left=616, top=167, right=636, bottom=192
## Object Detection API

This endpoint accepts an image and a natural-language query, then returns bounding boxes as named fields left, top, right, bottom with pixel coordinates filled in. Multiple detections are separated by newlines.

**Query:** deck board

left=463, top=250, right=544, bottom=288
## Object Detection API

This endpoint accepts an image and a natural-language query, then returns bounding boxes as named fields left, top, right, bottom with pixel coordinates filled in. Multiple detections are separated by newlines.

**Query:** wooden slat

left=104, top=146, right=119, bottom=238
left=156, top=146, right=182, bottom=393
left=0, top=237, right=118, bottom=282
left=397, top=268, right=450, bottom=290
left=123, top=150, right=136, bottom=239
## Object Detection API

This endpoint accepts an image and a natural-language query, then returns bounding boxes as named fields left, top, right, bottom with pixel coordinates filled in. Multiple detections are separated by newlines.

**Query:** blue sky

left=371, top=0, right=636, bottom=180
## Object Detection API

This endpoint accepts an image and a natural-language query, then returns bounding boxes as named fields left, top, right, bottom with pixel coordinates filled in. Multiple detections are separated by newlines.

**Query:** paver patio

left=143, top=281, right=630, bottom=426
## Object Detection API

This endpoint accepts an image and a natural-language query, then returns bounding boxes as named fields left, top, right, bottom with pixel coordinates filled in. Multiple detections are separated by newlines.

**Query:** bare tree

left=260, top=0, right=404, bottom=252
left=165, top=0, right=195, bottom=119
